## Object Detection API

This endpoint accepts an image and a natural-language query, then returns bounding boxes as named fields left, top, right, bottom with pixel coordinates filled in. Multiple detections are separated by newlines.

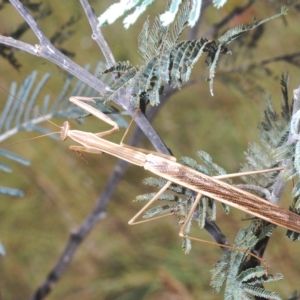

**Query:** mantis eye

left=60, top=121, right=70, bottom=141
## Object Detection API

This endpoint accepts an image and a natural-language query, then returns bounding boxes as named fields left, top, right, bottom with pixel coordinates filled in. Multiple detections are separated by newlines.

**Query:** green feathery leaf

left=0, top=64, right=119, bottom=197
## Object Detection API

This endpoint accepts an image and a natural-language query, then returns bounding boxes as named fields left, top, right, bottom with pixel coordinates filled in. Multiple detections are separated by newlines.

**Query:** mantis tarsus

left=58, top=96, right=300, bottom=268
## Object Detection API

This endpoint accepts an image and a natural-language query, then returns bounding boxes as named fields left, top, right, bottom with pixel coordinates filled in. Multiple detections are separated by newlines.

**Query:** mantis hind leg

left=129, top=180, right=269, bottom=273
left=178, top=192, right=269, bottom=273
left=128, top=180, right=173, bottom=225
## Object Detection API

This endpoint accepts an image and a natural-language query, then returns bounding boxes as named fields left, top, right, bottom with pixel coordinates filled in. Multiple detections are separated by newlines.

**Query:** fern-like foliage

left=99, top=2, right=287, bottom=106
left=240, top=74, right=300, bottom=242
left=0, top=64, right=119, bottom=197
left=211, top=222, right=283, bottom=300
left=271, top=77, right=300, bottom=241
left=286, top=195, right=300, bottom=241
left=98, top=0, right=229, bottom=29
left=274, top=94, right=300, bottom=184
left=212, top=0, right=227, bottom=9
left=240, top=74, right=291, bottom=187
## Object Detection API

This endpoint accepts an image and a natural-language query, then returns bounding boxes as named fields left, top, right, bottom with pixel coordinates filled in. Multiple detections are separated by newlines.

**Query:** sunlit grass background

left=1, top=0, right=300, bottom=299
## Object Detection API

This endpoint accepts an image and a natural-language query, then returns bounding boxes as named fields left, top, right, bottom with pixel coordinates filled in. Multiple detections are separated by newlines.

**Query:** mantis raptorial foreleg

left=64, top=97, right=119, bottom=154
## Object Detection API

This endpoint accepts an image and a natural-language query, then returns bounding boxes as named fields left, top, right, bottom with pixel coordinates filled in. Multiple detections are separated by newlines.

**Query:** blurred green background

left=1, top=0, right=300, bottom=299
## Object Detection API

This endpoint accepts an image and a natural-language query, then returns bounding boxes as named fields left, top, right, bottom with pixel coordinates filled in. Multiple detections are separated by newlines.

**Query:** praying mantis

left=58, top=96, right=300, bottom=265
left=2, top=90, right=300, bottom=264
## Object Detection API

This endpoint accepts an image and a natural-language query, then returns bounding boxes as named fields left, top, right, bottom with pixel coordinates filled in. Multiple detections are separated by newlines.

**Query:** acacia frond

left=239, top=75, right=300, bottom=244
left=98, top=0, right=229, bottom=29
left=101, top=3, right=285, bottom=105
left=241, top=75, right=291, bottom=188
left=213, top=0, right=227, bottom=9
left=211, top=223, right=282, bottom=300
left=0, top=64, right=118, bottom=197
left=98, top=0, right=156, bottom=29
left=102, top=67, right=138, bottom=102
left=218, top=7, right=288, bottom=45
left=286, top=196, right=300, bottom=241
left=270, top=77, right=300, bottom=185
left=99, top=61, right=133, bottom=74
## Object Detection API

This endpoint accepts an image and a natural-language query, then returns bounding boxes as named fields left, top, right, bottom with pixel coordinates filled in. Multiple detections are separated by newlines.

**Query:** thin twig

left=203, top=0, right=255, bottom=38
left=78, top=0, right=116, bottom=69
